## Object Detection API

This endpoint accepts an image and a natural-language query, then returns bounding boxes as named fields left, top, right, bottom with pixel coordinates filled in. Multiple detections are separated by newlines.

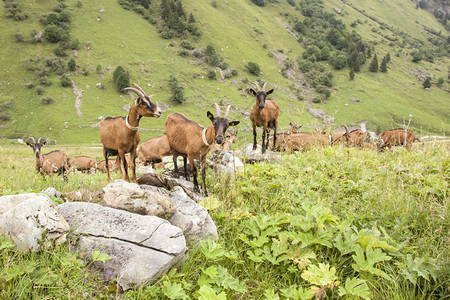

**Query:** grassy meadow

left=0, top=139, right=448, bottom=299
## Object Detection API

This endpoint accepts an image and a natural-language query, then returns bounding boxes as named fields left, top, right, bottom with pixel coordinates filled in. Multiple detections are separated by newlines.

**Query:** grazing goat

left=99, top=83, right=161, bottom=183
left=26, top=137, right=69, bottom=179
left=378, top=128, right=421, bottom=151
left=165, top=103, right=240, bottom=195
left=332, top=125, right=367, bottom=147
left=209, top=132, right=238, bottom=153
left=269, top=131, right=331, bottom=152
left=249, top=81, right=279, bottom=153
left=69, top=156, right=96, bottom=173
left=137, top=135, right=172, bottom=168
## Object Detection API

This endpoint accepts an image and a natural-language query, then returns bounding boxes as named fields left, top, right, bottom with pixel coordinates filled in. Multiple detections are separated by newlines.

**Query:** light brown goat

left=332, top=125, right=367, bottom=147
left=165, top=104, right=239, bottom=195
left=69, top=156, right=96, bottom=173
left=269, top=131, right=331, bottom=152
left=137, top=135, right=172, bottom=168
left=99, top=83, right=161, bottom=183
left=26, top=137, right=69, bottom=179
left=209, top=132, right=238, bottom=153
left=378, top=128, right=421, bottom=151
left=249, top=81, right=279, bottom=153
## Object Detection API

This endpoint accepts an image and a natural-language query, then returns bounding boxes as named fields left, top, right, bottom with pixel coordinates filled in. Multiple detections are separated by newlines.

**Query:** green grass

left=0, top=0, right=448, bottom=145
left=0, top=139, right=448, bottom=299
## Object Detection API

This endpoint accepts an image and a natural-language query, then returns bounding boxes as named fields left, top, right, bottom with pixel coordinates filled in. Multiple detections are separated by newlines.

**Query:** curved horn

left=262, top=82, right=268, bottom=92
left=224, top=105, right=231, bottom=119
left=132, top=83, right=147, bottom=95
left=212, top=103, right=221, bottom=117
left=124, top=87, right=145, bottom=100
left=252, top=80, right=261, bottom=91
left=342, top=125, right=349, bottom=134
left=28, top=137, right=36, bottom=144
left=37, top=137, right=43, bottom=144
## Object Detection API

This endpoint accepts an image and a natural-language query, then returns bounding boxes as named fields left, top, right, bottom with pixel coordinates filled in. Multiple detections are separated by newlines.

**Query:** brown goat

left=332, top=125, right=367, bottom=147
left=69, top=156, right=96, bottom=173
left=96, top=157, right=130, bottom=173
left=99, top=83, right=161, bottom=183
left=249, top=81, right=279, bottom=153
left=137, top=135, right=172, bottom=168
left=289, top=121, right=302, bottom=134
left=209, top=132, right=238, bottom=153
left=378, top=128, right=421, bottom=151
left=269, top=131, right=331, bottom=152
left=26, top=137, right=69, bottom=179
left=165, top=104, right=240, bottom=195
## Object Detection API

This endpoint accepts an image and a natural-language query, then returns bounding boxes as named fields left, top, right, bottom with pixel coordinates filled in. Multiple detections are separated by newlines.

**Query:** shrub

left=208, top=69, right=216, bottom=80
left=67, top=59, right=76, bottom=71
left=25, top=82, right=34, bottom=89
left=36, top=86, right=44, bottom=95
left=251, top=0, right=266, bottom=7
left=169, top=75, right=186, bottom=104
left=60, top=74, right=72, bottom=87
left=13, top=32, right=24, bottom=42
left=330, top=53, right=347, bottom=70
left=349, top=68, right=355, bottom=80
left=231, top=69, right=238, bottom=76
left=180, top=41, right=195, bottom=50
left=178, top=49, right=189, bottom=57
left=43, top=25, right=68, bottom=43
left=369, top=54, right=379, bottom=72
left=246, top=62, right=261, bottom=76
left=113, top=66, right=129, bottom=92
left=422, top=77, right=432, bottom=89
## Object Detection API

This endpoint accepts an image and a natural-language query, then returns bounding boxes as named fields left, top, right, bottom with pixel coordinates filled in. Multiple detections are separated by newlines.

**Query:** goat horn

left=124, top=87, right=145, bottom=100
left=224, top=105, right=231, bottom=119
left=342, top=125, right=349, bottom=134
left=29, top=137, right=36, bottom=144
left=132, top=83, right=147, bottom=95
left=37, top=137, right=43, bottom=144
left=212, top=103, right=221, bottom=117
left=262, top=82, right=268, bottom=92
left=252, top=80, right=261, bottom=91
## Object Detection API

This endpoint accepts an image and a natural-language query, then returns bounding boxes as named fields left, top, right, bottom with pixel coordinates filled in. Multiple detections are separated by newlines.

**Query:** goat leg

left=201, top=158, right=208, bottom=197
left=261, top=127, right=267, bottom=153
left=252, top=127, right=257, bottom=151
left=130, top=150, right=137, bottom=183
left=188, top=156, right=200, bottom=194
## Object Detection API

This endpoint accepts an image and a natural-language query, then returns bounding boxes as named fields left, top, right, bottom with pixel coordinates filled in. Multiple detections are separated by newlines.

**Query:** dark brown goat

left=249, top=81, right=279, bottom=153
left=137, top=135, right=172, bottom=168
left=378, top=128, right=421, bottom=151
left=26, top=137, right=69, bottom=179
left=99, top=83, right=161, bottom=183
left=69, top=156, right=96, bottom=173
left=165, top=104, right=240, bottom=195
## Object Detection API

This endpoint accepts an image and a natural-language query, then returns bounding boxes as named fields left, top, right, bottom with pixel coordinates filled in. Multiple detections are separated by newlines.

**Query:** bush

left=178, top=49, right=189, bottom=57
left=246, top=62, right=261, bottom=76
left=422, top=77, right=432, bottom=89
left=169, top=75, right=186, bottom=104
left=113, top=66, right=129, bottom=92
left=208, top=69, right=216, bottom=80
left=13, top=32, right=24, bottom=42
left=43, top=25, right=68, bottom=43
left=41, top=96, right=55, bottom=105
left=68, top=59, right=76, bottom=71
left=369, top=54, right=379, bottom=72
left=330, top=53, right=347, bottom=70
left=60, top=74, right=72, bottom=87
left=251, top=0, right=266, bottom=7
left=231, top=69, right=238, bottom=76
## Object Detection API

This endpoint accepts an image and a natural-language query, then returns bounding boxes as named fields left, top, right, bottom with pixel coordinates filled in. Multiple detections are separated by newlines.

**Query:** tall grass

left=0, top=140, right=448, bottom=299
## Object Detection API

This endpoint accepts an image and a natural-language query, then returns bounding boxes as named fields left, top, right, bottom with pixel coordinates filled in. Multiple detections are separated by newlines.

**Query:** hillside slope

left=0, top=0, right=448, bottom=144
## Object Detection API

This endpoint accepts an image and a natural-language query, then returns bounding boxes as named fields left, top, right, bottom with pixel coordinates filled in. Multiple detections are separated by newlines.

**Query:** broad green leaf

left=200, top=240, right=227, bottom=260
left=162, top=281, right=188, bottom=300
left=248, top=236, right=270, bottom=248
left=216, top=266, right=247, bottom=293
left=92, top=250, right=111, bottom=262
left=287, top=247, right=316, bottom=270
left=247, top=249, right=264, bottom=263
left=352, top=246, right=391, bottom=280
left=280, top=284, right=314, bottom=300
left=338, top=277, right=371, bottom=300
left=264, top=288, right=280, bottom=300
left=398, top=254, right=439, bottom=284
left=6, top=263, right=36, bottom=281
left=197, top=285, right=227, bottom=300
left=199, top=197, right=221, bottom=211
left=203, top=266, right=218, bottom=278
left=0, top=238, right=15, bottom=251
left=301, top=263, right=337, bottom=286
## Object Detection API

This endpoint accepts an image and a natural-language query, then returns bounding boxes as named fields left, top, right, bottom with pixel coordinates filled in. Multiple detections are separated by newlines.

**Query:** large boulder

left=0, top=193, right=69, bottom=251
left=58, top=202, right=187, bottom=290
left=237, top=144, right=281, bottom=164
left=168, top=186, right=218, bottom=244
left=102, top=180, right=175, bottom=219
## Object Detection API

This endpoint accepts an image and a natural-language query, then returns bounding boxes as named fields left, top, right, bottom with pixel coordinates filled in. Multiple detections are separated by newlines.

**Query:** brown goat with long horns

left=26, top=137, right=70, bottom=179
left=249, top=81, right=279, bottom=153
left=99, top=83, right=161, bottom=183
left=165, top=103, right=240, bottom=195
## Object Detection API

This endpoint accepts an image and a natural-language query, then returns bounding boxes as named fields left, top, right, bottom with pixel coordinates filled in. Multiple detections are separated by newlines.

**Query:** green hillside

left=0, top=0, right=448, bottom=144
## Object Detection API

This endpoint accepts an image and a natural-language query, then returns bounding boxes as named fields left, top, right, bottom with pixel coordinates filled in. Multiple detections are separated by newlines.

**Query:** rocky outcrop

left=58, top=202, right=187, bottom=290
left=0, top=193, right=69, bottom=251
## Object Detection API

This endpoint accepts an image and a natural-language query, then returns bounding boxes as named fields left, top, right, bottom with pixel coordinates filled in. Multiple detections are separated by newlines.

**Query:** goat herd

left=25, top=82, right=421, bottom=195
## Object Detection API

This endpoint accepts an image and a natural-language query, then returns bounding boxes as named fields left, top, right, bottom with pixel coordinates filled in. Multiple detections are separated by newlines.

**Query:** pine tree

left=422, top=77, right=432, bottom=89
left=369, top=53, right=378, bottom=72
left=349, top=68, right=355, bottom=80
left=380, top=56, right=388, bottom=73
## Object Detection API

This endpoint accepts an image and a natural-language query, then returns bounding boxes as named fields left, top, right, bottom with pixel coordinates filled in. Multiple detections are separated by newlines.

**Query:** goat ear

left=266, top=89, right=274, bottom=95
left=229, top=121, right=240, bottom=126
left=249, top=88, right=256, bottom=96
left=26, top=141, right=33, bottom=147
left=207, top=111, right=214, bottom=121
left=41, top=140, right=47, bottom=145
